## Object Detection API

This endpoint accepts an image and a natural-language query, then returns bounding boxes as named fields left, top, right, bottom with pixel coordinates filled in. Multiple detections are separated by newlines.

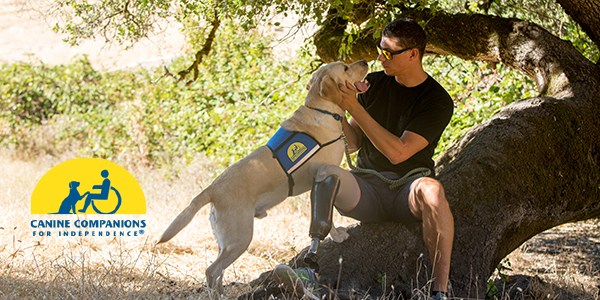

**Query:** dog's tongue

left=354, top=81, right=369, bottom=93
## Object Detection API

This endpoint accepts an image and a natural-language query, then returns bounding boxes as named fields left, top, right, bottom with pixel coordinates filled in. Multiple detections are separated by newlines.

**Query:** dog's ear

left=319, top=74, right=342, bottom=103
left=306, top=76, right=314, bottom=91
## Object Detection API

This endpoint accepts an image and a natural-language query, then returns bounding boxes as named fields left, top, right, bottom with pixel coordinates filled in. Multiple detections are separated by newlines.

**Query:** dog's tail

left=157, top=189, right=212, bottom=244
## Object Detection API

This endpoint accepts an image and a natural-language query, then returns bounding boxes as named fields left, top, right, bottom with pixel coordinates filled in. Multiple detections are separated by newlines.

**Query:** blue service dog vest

left=267, top=127, right=342, bottom=196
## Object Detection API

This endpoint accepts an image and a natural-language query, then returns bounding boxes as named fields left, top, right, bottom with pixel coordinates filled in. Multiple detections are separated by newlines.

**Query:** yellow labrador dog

left=158, top=60, right=369, bottom=293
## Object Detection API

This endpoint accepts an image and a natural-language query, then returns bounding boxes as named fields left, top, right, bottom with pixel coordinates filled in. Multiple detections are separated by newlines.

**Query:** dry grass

left=0, top=151, right=354, bottom=299
left=0, top=151, right=598, bottom=299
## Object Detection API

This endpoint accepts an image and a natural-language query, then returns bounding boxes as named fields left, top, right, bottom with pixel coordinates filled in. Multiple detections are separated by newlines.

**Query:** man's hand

left=338, top=80, right=361, bottom=113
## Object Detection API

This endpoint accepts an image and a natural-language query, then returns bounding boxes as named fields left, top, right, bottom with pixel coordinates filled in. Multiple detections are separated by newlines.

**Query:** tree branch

left=315, top=7, right=600, bottom=100
left=175, top=13, right=221, bottom=86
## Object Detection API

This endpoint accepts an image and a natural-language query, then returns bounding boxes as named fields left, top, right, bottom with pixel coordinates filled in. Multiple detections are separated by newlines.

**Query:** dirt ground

left=502, top=221, right=600, bottom=299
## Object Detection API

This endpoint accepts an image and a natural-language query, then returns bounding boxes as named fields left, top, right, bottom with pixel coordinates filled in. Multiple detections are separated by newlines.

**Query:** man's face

left=377, top=36, right=413, bottom=77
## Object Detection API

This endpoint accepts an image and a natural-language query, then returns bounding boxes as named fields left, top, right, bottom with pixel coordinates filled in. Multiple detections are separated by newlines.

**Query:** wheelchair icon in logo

left=90, top=186, right=122, bottom=214
left=79, top=169, right=122, bottom=214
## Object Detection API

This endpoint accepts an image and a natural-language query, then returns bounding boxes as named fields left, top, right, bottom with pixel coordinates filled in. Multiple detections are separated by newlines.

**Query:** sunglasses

left=376, top=44, right=418, bottom=60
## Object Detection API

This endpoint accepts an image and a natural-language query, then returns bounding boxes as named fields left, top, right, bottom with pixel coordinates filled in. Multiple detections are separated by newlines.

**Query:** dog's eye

left=344, top=65, right=349, bottom=71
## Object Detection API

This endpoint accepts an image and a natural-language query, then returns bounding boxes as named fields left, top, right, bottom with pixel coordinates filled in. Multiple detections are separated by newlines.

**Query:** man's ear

left=319, top=74, right=342, bottom=103
left=409, top=48, right=420, bottom=60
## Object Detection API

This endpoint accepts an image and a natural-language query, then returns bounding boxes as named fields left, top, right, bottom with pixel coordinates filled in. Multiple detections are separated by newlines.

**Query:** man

left=274, top=18, right=454, bottom=300
left=78, top=169, right=111, bottom=213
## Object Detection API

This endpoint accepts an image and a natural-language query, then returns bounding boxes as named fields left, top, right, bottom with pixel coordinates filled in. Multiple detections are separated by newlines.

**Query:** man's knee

left=413, top=177, right=448, bottom=210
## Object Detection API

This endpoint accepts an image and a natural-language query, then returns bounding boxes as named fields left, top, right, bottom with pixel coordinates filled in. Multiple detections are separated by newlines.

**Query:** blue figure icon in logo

left=54, top=181, right=90, bottom=214
left=76, top=170, right=122, bottom=214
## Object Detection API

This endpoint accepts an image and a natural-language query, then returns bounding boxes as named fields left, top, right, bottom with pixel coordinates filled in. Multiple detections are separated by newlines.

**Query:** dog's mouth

left=354, top=80, right=370, bottom=93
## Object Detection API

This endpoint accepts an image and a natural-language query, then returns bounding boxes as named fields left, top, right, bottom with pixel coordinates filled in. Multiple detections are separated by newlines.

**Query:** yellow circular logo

left=31, top=158, right=146, bottom=214
left=287, top=142, right=307, bottom=162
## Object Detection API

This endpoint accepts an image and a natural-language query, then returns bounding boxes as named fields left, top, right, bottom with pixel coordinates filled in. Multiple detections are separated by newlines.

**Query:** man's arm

left=342, top=116, right=363, bottom=153
left=339, top=81, right=429, bottom=165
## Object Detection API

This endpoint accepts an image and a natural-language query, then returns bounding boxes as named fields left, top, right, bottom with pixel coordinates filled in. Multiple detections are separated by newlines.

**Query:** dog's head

left=69, top=181, right=80, bottom=189
left=306, top=60, right=370, bottom=106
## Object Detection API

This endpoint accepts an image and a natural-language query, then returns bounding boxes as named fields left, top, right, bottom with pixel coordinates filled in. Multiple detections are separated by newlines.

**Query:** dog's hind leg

left=205, top=204, right=254, bottom=294
left=254, top=188, right=288, bottom=219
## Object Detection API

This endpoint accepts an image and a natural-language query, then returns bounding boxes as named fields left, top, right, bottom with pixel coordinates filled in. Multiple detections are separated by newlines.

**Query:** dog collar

left=307, top=106, right=343, bottom=122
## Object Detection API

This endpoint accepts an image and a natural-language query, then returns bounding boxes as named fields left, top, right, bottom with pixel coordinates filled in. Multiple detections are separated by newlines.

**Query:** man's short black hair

left=382, top=18, right=427, bottom=59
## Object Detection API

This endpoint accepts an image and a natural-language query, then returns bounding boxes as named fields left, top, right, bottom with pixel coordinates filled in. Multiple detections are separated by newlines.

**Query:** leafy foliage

left=3, top=0, right=588, bottom=169
left=429, top=57, right=537, bottom=157
left=50, top=0, right=171, bottom=47
left=486, top=258, right=513, bottom=299
left=1, top=23, right=310, bottom=168
left=0, top=33, right=536, bottom=171
left=50, top=0, right=331, bottom=46
left=48, top=0, right=598, bottom=65
left=0, top=57, right=118, bottom=148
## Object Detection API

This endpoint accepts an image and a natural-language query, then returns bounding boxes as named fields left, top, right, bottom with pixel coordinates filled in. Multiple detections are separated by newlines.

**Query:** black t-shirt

left=356, top=71, right=453, bottom=177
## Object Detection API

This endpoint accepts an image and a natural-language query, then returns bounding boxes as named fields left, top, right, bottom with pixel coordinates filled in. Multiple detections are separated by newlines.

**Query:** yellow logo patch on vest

left=287, top=142, right=308, bottom=162
left=31, top=158, right=146, bottom=215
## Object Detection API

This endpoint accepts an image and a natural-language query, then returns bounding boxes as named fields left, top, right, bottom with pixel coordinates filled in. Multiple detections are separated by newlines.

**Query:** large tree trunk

left=272, top=5, right=600, bottom=299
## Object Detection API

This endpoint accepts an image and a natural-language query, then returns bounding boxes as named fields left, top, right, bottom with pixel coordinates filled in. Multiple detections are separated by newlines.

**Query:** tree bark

left=280, top=4, right=600, bottom=299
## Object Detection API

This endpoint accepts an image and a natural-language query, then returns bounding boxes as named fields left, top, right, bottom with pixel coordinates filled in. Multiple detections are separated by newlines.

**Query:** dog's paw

left=330, top=226, right=349, bottom=243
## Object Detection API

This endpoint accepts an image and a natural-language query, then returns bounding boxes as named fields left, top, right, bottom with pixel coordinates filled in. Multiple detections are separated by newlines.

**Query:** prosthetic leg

left=303, top=174, right=340, bottom=271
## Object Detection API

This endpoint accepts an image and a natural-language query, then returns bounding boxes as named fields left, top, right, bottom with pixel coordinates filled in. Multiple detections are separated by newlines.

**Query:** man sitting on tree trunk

left=274, top=18, right=455, bottom=300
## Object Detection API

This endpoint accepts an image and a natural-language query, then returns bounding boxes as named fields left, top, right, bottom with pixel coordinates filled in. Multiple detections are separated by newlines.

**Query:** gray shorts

left=339, top=171, right=421, bottom=225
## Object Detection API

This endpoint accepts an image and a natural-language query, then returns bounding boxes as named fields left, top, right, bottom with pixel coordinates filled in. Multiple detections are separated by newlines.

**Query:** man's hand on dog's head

left=338, top=80, right=362, bottom=112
